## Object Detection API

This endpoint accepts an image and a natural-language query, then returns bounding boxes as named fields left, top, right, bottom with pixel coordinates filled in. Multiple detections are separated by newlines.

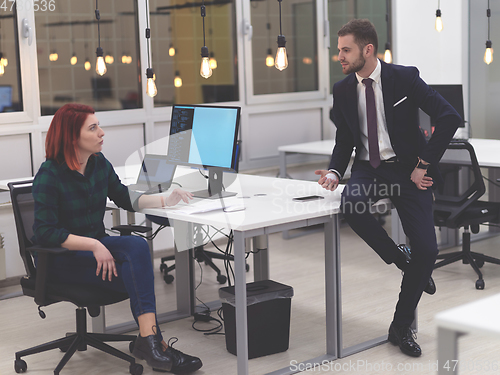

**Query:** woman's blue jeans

left=43, top=235, right=160, bottom=334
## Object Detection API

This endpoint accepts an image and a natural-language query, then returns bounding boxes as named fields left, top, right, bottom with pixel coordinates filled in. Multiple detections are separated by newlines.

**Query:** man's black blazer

left=328, top=60, right=461, bottom=184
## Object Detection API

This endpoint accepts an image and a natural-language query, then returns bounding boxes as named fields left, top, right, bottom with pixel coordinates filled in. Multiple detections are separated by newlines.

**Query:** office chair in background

left=151, top=141, right=245, bottom=285
left=9, top=180, right=144, bottom=375
left=433, top=140, right=500, bottom=289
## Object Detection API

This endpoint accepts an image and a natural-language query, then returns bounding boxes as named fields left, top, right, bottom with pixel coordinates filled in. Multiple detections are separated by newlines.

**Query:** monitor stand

left=192, top=167, right=237, bottom=199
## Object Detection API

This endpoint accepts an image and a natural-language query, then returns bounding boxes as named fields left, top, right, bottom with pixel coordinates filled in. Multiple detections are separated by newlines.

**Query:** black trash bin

left=219, top=279, right=294, bottom=359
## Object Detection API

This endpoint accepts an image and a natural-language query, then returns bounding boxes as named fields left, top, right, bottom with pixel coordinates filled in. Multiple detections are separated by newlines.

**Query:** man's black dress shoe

left=133, top=334, right=173, bottom=371
left=388, top=323, right=422, bottom=357
left=160, top=337, right=203, bottom=374
left=397, top=244, right=436, bottom=295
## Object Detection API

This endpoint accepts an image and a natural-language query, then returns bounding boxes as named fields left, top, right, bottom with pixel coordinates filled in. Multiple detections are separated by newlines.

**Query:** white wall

left=393, top=0, right=469, bottom=137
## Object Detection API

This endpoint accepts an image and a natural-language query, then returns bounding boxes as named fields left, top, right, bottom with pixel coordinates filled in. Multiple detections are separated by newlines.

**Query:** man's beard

left=342, top=52, right=366, bottom=75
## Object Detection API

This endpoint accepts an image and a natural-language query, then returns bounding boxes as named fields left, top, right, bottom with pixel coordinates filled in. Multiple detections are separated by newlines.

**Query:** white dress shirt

left=355, top=59, right=396, bottom=162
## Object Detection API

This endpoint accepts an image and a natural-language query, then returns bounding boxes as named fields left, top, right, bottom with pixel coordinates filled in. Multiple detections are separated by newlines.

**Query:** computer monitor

left=167, top=104, right=241, bottom=198
left=429, top=84, right=465, bottom=128
left=0, top=85, right=13, bottom=112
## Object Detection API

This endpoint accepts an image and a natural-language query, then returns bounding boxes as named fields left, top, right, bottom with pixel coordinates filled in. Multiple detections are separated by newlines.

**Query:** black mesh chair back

left=433, top=140, right=500, bottom=289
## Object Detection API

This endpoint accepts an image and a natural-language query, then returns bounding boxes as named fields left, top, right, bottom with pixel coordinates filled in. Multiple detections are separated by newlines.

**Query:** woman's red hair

left=45, top=103, right=95, bottom=171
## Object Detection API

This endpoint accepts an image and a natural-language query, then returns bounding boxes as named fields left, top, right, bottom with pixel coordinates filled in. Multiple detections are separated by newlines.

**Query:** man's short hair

left=338, top=19, right=378, bottom=54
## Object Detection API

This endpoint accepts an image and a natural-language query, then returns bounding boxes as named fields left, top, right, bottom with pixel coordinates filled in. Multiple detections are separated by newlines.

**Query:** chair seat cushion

left=434, top=200, right=500, bottom=228
left=21, top=276, right=129, bottom=309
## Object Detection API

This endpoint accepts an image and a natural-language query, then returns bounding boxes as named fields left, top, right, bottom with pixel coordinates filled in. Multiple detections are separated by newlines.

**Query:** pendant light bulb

left=209, top=52, right=217, bottom=70
left=169, top=44, right=176, bottom=57
left=105, top=55, right=114, bottom=64
left=84, top=59, right=91, bottom=71
left=146, top=68, right=157, bottom=97
left=0, top=63, right=4, bottom=76
left=174, top=70, right=183, bottom=87
left=435, top=9, right=443, bottom=32
left=384, top=42, right=392, bottom=63
left=266, top=48, right=274, bottom=67
left=484, top=40, right=494, bottom=65
left=275, top=35, right=288, bottom=71
left=1, top=56, right=8, bottom=67
left=70, top=54, right=78, bottom=65
left=95, top=47, right=107, bottom=76
left=200, top=46, right=212, bottom=79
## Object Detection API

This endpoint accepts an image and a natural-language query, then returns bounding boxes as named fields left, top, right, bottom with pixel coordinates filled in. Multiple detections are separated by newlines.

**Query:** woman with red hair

left=33, top=103, right=202, bottom=374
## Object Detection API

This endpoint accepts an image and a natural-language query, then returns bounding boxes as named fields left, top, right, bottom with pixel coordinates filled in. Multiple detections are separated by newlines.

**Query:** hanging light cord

left=487, top=0, right=491, bottom=40
left=201, top=0, right=206, bottom=47
left=278, top=0, right=283, bottom=35
left=145, top=0, right=152, bottom=68
left=95, top=0, right=101, bottom=49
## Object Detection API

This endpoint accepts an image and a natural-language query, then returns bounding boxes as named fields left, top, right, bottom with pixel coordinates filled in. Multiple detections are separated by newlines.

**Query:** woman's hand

left=92, top=240, right=117, bottom=281
left=165, top=188, right=194, bottom=207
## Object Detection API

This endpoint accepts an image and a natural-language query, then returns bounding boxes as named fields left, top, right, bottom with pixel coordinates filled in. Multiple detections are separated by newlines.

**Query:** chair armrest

left=112, top=224, right=152, bottom=236
left=27, top=245, right=70, bottom=254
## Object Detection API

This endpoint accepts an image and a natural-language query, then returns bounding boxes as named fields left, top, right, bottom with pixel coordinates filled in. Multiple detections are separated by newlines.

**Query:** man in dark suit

left=316, top=19, right=461, bottom=357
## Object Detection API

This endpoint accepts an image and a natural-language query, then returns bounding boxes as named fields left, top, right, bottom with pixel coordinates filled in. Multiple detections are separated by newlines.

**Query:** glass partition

left=149, top=0, right=239, bottom=106
left=0, top=6, right=23, bottom=113
left=250, top=0, right=318, bottom=95
left=328, top=0, right=388, bottom=92
left=35, top=0, right=142, bottom=115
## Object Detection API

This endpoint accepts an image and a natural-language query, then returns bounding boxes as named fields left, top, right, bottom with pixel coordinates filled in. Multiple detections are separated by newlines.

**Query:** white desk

left=435, top=293, right=500, bottom=375
left=278, top=138, right=500, bottom=178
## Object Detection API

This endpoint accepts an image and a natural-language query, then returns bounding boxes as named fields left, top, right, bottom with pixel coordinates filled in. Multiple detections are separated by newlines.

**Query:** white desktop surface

left=435, top=293, right=500, bottom=375
left=435, top=293, right=500, bottom=337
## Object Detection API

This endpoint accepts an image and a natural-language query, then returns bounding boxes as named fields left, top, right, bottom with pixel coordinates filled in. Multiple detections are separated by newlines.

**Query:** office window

left=251, top=0, right=318, bottom=95
left=35, top=0, right=142, bottom=115
left=149, top=0, right=239, bottom=106
left=0, top=7, right=23, bottom=113
left=328, top=0, right=388, bottom=92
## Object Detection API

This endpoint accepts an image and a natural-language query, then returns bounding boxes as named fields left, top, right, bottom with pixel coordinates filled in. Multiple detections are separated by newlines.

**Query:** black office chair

left=8, top=180, right=144, bottom=375
left=153, top=141, right=246, bottom=285
left=433, top=140, right=500, bottom=290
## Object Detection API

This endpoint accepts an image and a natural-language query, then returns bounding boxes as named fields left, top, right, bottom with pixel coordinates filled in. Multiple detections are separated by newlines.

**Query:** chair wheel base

left=476, top=279, right=485, bottom=289
left=14, top=359, right=27, bottom=373
left=130, top=363, right=143, bottom=375
left=217, top=275, right=227, bottom=284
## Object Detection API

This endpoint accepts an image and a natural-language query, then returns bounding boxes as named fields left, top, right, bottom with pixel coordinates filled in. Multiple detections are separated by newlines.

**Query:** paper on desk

left=174, top=200, right=244, bottom=215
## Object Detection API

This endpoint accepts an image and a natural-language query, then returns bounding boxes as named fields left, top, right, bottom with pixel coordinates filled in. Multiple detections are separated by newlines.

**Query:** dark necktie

left=362, top=78, right=380, bottom=168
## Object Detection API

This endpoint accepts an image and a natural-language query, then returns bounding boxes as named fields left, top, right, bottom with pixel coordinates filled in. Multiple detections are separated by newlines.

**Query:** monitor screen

left=167, top=104, right=240, bottom=171
left=429, top=84, right=465, bottom=128
left=0, top=85, right=13, bottom=112
left=167, top=104, right=241, bottom=198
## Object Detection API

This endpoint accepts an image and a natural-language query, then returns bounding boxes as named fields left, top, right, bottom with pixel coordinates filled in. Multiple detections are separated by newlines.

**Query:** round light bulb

left=266, top=54, right=274, bottom=67
left=105, top=55, right=114, bottom=64
left=209, top=56, right=217, bottom=70
left=169, top=46, right=176, bottom=57
left=84, top=60, right=91, bottom=71
left=70, top=55, right=78, bottom=65
left=174, top=76, right=183, bottom=88
left=1, top=57, right=7, bottom=67
left=0, top=63, right=4, bottom=76
left=96, top=55, right=107, bottom=76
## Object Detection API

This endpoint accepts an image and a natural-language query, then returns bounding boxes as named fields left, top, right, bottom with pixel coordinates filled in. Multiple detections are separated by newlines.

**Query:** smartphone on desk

left=292, top=195, right=324, bottom=202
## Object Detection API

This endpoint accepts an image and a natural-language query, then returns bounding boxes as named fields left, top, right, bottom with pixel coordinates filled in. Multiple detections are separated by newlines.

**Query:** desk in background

left=435, top=293, right=500, bottom=375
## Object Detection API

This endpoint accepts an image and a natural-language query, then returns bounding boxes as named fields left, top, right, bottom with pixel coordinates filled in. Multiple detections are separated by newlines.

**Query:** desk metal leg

left=325, top=216, right=339, bottom=358
left=252, top=235, right=269, bottom=281
left=437, top=327, right=463, bottom=375
left=233, top=231, right=249, bottom=375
